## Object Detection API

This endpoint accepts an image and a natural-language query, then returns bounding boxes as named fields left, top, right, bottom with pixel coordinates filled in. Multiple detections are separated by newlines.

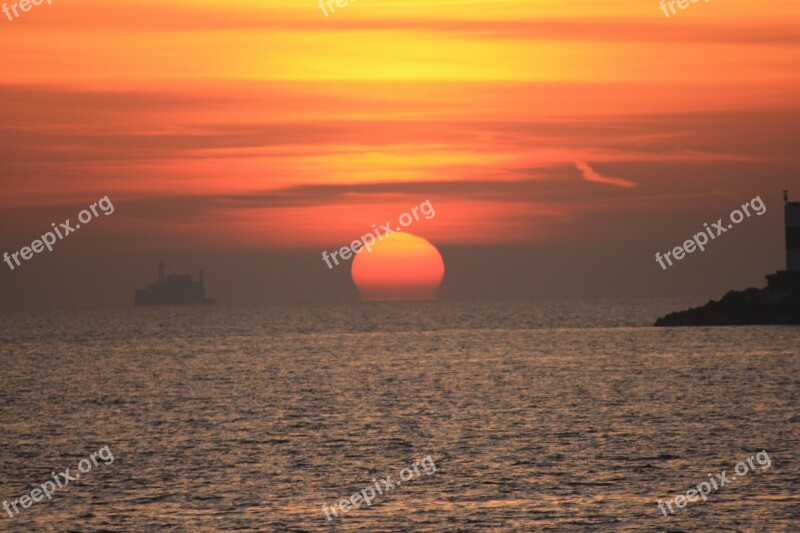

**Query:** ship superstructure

left=134, top=261, right=216, bottom=306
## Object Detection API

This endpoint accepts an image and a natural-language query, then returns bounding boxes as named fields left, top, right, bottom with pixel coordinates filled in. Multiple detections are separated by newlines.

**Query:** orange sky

left=1, top=0, right=799, bottom=250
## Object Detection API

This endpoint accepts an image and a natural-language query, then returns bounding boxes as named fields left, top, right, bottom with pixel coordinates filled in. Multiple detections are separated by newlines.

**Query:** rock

left=654, top=284, right=800, bottom=326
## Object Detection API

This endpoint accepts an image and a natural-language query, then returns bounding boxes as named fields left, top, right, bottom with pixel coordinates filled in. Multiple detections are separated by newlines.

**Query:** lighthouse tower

left=785, top=190, right=800, bottom=271
left=766, top=190, right=800, bottom=295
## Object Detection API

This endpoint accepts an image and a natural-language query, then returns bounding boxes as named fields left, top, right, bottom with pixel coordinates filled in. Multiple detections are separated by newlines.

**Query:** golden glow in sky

left=2, top=0, right=799, bottom=251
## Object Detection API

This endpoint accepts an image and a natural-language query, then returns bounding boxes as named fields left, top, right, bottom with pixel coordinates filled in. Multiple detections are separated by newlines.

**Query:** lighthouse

left=657, top=191, right=800, bottom=325
left=785, top=190, right=800, bottom=271
left=765, top=190, right=800, bottom=295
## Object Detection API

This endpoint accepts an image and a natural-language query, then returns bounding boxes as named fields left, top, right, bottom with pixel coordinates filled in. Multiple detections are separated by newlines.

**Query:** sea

left=0, top=298, right=797, bottom=532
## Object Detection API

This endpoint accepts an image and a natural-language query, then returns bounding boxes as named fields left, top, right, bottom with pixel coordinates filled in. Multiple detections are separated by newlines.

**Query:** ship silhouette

left=135, top=261, right=216, bottom=306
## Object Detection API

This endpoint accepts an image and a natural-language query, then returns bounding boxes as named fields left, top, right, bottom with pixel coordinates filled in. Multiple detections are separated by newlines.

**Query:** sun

left=351, top=233, right=445, bottom=301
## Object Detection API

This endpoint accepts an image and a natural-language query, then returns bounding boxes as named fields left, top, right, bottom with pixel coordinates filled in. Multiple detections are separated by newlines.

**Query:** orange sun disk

left=351, top=233, right=445, bottom=301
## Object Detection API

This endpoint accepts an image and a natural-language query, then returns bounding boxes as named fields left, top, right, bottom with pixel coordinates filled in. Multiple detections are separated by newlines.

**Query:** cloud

left=575, top=161, right=636, bottom=188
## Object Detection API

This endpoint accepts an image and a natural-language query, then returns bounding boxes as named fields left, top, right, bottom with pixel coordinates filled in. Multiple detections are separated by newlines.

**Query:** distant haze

left=1, top=0, right=798, bottom=308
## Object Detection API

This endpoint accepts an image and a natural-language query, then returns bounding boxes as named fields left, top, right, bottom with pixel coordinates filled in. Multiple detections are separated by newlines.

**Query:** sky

left=0, top=0, right=798, bottom=308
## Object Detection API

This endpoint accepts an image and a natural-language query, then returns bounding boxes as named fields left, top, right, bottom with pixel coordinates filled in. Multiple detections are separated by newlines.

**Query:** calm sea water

left=0, top=299, right=798, bottom=532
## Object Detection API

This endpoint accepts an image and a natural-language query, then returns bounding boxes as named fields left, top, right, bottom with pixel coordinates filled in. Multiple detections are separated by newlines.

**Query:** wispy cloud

left=575, top=161, right=636, bottom=188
